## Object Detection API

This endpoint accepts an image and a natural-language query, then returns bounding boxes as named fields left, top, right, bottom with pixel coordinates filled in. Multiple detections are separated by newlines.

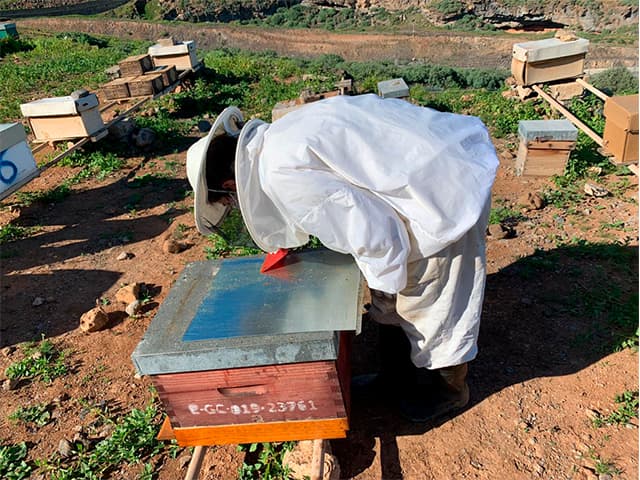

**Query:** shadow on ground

left=0, top=172, right=190, bottom=346
left=333, top=243, right=638, bottom=478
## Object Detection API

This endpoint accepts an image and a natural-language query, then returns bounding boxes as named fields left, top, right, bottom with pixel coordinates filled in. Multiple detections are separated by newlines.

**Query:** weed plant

left=59, top=151, right=126, bottom=181
left=9, top=403, right=51, bottom=427
left=4, top=338, right=68, bottom=384
left=592, top=390, right=639, bottom=427
left=0, top=442, right=31, bottom=479
left=237, top=442, right=294, bottom=479
left=0, top=223, right=38, bottom=244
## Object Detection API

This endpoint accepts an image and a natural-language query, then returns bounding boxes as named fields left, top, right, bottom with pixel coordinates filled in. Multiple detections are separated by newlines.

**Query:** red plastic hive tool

left=260, top=248, right=289, bottom=273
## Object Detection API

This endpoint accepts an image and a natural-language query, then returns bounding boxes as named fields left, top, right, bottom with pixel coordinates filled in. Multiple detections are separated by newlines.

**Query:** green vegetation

left=238, top=442, right=294, bottom=479
left=59, top=150, right=126, bottom=181
left=0, top=223, right=38, bottom=244
left=592, top=66, right=639, bottom=95
left=9, top=403, right=51, bottom=427
left=205, top=208, right=260, bottom=258
left=35, top=404, right=176, bottom=479
left=0, top=442, right=32, bottom=480
left=592, top=390, right=639, bottom=427
left=0, top=34, right=150, bottom=120
left=489, top=201, right=525, bottom=225
left=4, top=338, right=68, bottom=384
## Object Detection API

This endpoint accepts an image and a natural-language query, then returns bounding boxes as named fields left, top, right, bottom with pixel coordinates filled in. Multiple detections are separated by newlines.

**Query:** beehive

left=0, top=123, right=38, bottom=199
left=148, top=41, right=198, bottom=71
left=103, top=77, right=131, bottom=100
left=131, top=249, right=363, bottom=446
left=0, top=22, right=18, bottom=39
left=20, top=93, right=105, bottom=141
left=118, top=54, right=153, bottom=77
left=128, top=73, right=164, bottom=97
left=603, top=94, right=638, bottom=164
left=511, top=37, right=589, bottom=86
left=377, top=78, right=409, bottom=99
left=515, top=120, right=578, bottom=176
left=145, top=65, right=178, bottom=88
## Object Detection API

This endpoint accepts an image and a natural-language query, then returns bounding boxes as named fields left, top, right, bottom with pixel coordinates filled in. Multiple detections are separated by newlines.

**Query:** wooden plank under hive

left=132, top=249, right=363, bottom=446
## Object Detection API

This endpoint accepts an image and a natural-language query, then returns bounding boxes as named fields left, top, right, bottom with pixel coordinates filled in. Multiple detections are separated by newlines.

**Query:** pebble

left=1, top=378, right=20, bottom=391
left=116, top=252, right=129, bottom=261
left=79, top=306, right=109, bottom=333
left=32, top=296, right=45, bottom=307
left=488, top=223, right=508, bottom=240
left=134, top=373, right=142, bottom=380
left=58, top=438, right=72, bottom=458
left=163, top=238, right=184, bottom=254
left=116, top=283, right=141, bottom=304
left=197, top=120, right=212, bottom=133
left=125, top=300, right=142, bottom=317
left=178, top=454, right=192, bottom=469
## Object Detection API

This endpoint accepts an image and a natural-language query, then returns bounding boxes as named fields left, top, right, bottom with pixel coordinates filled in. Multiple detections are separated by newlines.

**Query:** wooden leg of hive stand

left=310, top=439, right=326, bottom=480
left=184, top=445, right=207, bottom=480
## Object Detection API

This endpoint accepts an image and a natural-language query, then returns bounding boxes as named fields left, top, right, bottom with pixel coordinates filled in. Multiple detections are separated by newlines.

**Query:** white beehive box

left=511, top=37, right=589, bottom=87
left=0, top=123, right=38, bottom=200
left=148, top=41, right=198, bottom=71
left=20, top=94, right=105, bottom=141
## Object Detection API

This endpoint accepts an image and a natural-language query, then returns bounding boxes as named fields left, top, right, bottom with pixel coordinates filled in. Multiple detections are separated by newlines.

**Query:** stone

left=115, top=283, right=141, bottom=304
left=125, top=300, right=142, bottom=317
left=584, top=182, right=609, bottom=197
left=518, top=192, right=545, bottom=210
left=116, top=251, right=131, bottom=261
left=108, top=118, right=135, bottom=141
left=79, top=306, right=109, bottom=333
left=549, top=81, right=583, bottom=101
left=178, top=454, right=192, bottom=469
left=487, top=223, right=508, bottom=239
left=58, top=438, right=73, bottom=458
left=516, top=85, right=533, bottom=100
left=134, top=128, right=156, bottom=148
left=1, top=345, right=16, bottom=356
left=283, top=441, right=340, bottom=480
left=163, top=238, right=184, bottom=254
left=32, top=296, right=45, bottom=307
left=2, top=378, right=20, bottom=391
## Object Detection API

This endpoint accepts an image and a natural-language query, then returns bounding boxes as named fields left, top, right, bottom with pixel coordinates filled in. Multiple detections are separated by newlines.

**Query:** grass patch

left=592, top=390, right=639, bottom=427
left=489, top=203, right=524, bottom=225
left=15, top=183, right=72, bottom=207
left=0, top=442, right=32, bottom=480
left=9, top=403, right=51, bottom=428
left=59, top=150, right=126, bottom=181
left=4, top=337, right=68, bottom=384
left=35, top=404, right=176, bottom=479
left=0, top=223, right=38, bottom=244
left=205, top=208, right=260, bottom=259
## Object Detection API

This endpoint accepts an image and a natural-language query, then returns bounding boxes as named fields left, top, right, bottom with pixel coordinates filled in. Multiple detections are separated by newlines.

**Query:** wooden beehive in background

left=20, top=92, right=105, bottom=141
left=511, top=37, right=589, bottom=87
left=132, top=250, right=363, bottom=446
left=103, top=77, right=131, bottom=100
left=148, top=40, right=198, bottom=71
left=128, top=73, right=164, bottom=97
left=516, top=119, right=578, bottom=176
left=118, top=54, right=153, bottom=77
left=146, top=65, right=178, bottom=88
left=603, top=94, right=638, bottom=164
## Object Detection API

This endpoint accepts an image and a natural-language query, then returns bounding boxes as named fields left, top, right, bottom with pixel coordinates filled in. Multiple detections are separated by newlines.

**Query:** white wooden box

left=0, top=123, right=38, bottom=199
left=148, top=41, right=198, bottom=71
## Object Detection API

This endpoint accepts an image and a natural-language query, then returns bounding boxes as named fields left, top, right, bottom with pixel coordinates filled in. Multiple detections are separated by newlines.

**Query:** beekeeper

left=186, top=94, right=498, bottom=422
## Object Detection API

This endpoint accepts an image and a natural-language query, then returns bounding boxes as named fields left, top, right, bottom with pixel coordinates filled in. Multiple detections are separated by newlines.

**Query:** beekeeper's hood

left=234, top=119, right=309, bottom=252
left=186, top=106, right=243, bottom=234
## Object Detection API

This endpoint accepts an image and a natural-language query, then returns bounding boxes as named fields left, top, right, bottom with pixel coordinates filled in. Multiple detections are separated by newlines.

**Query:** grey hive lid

left=131, top=249, right=363, bottom=376
left=518, top=119, right=578, bottom=142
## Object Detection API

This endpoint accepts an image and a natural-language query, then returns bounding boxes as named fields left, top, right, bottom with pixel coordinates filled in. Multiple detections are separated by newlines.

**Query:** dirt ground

left=0, top=23, right=638, bottom=480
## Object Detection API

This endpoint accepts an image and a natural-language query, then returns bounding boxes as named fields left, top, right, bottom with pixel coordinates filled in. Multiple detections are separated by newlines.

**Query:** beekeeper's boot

left=399, top=363, right=470, bottom=423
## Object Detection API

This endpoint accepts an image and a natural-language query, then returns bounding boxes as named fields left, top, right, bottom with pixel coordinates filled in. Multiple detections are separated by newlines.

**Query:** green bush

left=591, top=67, right=639, bottom=95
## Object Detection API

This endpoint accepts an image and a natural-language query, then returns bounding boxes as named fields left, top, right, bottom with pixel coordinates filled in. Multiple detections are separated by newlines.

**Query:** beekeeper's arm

left=264, top=168, right=410, bottom=294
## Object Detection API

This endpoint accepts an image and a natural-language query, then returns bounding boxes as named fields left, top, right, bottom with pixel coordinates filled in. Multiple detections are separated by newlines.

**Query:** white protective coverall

left=235, top=94, right=498, bottom=369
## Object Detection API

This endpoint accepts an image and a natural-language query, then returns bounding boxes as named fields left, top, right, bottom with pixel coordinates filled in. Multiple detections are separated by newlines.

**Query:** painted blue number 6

left=0, top=149, right=18, bottom=184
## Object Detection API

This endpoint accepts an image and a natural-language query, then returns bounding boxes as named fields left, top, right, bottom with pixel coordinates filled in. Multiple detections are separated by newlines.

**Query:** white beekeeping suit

left=231, top=94, right=498, bottom=370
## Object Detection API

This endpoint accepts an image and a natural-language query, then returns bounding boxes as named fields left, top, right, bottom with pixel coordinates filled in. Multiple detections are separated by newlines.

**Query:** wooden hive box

left=515, top=119, right=578, bottom=176
left=131, top=250, right=363, bottom=446
left=0, top=123, right=38, bottom=200
left=603, top=94, right=638, bottom=164
left=19, top=93, right=105, bottom=141
left=128, top=73, right=164, bottom=97
left=118, top=54, right=153, bottom=77
left=103, top=77, right=131, bottom=100
left=511, top=37, right=589, bottom=87
left=148, top=41, right=198, bottom=71
left=145, top=65, right=178, bottom=88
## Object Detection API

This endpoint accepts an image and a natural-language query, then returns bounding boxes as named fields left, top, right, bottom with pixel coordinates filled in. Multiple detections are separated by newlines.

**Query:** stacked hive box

left=131, top=250, right=363, bottom=446
left=148, top=40, right=198, bottom=71
left=103, top=54, right=177, bottom=100
left=511, top=37, right=589, bottom=87
left=603, top=94, right=638, bottom=164
left=377, top=78, right=409, bottom=99
left=0, top=21, right=18, bottom=39
left=0, top=123, right=38, bottom=199
left=20, top=92, right=105, bottom=141
left=516, top=119, right=578, bottom=176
